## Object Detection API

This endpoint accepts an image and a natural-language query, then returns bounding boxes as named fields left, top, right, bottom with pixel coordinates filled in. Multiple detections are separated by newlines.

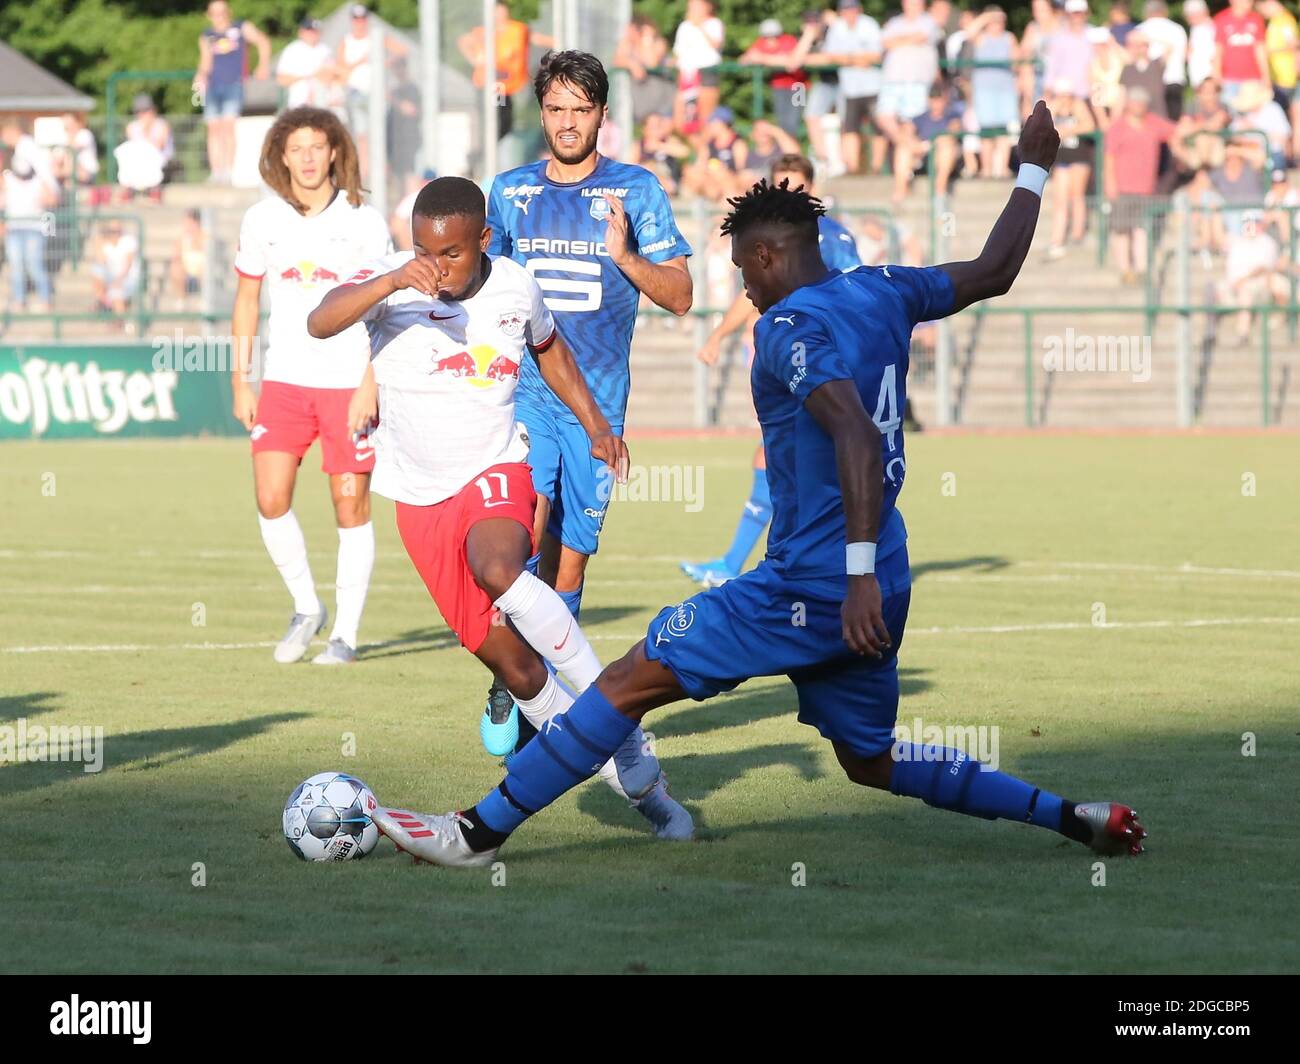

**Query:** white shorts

left=878, top=82, right=929, bottom=121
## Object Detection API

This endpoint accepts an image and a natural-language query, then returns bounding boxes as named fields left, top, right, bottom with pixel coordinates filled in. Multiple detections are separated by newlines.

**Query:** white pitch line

left=6, top=615, right=1300, bottom=654
left=1019, top=560, right=1300, bottom=580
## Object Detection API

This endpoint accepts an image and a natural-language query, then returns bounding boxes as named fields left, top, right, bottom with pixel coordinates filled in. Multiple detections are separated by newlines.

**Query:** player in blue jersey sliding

left=481, top=51, right=693, bottom=758
left=685, top=152, right=860, bottom=590
left=366, top=100, right=1149, bottom=868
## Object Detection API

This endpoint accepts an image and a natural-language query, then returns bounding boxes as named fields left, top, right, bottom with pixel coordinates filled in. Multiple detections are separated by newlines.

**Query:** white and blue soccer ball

left=283, top=772, right=379, bottom=862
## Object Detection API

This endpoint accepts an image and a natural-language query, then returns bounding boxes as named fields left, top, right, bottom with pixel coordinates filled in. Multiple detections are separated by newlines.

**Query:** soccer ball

left=282, top=771, right=380, bottom=862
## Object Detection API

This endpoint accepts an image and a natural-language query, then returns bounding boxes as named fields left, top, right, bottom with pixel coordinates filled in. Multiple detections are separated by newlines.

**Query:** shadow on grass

left=0, top=710, right=307, bottom=797
left=0, top=691, right=63, bottom=726
left=912, top=555, right=1009, bottom=580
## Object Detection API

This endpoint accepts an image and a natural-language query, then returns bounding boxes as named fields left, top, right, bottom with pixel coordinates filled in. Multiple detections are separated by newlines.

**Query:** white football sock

left=329, top=521, right=374, bottom=649
left=493, top=571, right=602, bottom=691
left=258, top=511, right=319, bottom=615
left=512, top=671, right=574, bottom=730
left=512, top=673, right=630, bottom=800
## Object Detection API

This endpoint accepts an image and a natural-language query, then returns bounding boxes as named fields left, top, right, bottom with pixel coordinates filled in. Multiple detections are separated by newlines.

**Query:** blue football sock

left=722, top=468, right=772, bottom=574
left=889, top=744, right=1064, bottom=831
left=474, top=685, right=637, bottom=836
left=558, top=583, right=582, bottom=620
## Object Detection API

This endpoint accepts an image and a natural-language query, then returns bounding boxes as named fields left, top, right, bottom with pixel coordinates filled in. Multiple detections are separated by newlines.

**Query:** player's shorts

left=519, top=404, right=620, bottom=558
left=394, top=461, right=537, bottom=654
left=645, top=549, right=912, bottom=758
left=251, top=380, right=375, bottom=475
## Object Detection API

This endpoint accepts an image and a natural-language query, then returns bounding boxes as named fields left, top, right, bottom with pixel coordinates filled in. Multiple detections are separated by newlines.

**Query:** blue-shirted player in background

left=686, top=152, right=860, bottom=589
left=368, top=102, right=1149, bottom=868
left=478, top=50, right=694, bottom=837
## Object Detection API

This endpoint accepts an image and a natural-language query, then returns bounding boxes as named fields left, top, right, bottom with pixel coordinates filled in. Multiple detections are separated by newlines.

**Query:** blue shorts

left=519, top=404, right=620, bottom=557
left=204, top=80, right=243, bottom=119
left=645, top=550, right=912, bottom=758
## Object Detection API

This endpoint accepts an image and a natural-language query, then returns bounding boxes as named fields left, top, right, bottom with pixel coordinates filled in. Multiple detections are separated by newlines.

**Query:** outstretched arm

left=938, top=100, right=1060, bottom=314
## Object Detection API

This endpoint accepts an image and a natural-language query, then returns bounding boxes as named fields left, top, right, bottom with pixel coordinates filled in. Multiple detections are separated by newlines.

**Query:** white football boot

left=370, top=806, right=499, bottom=868
left=273, top=604, right=328, bottom=664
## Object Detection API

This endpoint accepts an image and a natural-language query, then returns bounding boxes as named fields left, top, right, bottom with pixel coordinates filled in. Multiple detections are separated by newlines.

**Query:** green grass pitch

left=2, top=433, right=1297, bottom=973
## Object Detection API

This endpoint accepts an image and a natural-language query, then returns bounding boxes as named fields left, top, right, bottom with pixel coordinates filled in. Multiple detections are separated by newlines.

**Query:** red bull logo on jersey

left=278, top=261, right=343, bottom=288
left=428, top=344, right=517, bottom=388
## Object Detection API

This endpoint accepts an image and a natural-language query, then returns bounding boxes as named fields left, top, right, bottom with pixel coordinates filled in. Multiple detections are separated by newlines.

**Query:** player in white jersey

left=308, top=177, right=693, bottom=840
left=231, top=107, right=391, bottom=665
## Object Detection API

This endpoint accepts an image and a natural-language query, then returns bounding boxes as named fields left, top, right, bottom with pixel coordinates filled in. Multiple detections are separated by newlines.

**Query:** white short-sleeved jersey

left=347, top=252, right=558, bottom=506
left=234, top=192, right=391, bottom=389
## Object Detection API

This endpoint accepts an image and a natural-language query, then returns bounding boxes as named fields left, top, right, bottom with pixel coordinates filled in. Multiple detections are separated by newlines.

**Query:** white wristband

left=1015, top=163, right=1049, bottom=197
left=846, top=541, right=876, bottom=576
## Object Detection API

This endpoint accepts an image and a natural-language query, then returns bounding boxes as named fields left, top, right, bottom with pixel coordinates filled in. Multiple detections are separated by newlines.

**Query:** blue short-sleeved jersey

left=487, top=156, right=691, bottom=424
left=818, top=215, right=862, bottom=273
left=750, top=264, right=954, bottom=579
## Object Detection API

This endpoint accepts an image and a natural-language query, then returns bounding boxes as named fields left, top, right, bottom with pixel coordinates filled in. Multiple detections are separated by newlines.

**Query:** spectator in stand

left=89, top=219, right=140, bottom=318
left=1186, top=166, right=1227, bottom=260
left=1257, top=0, right=1299, bottom=161
left=1184, top=0, right=1217, bottom=89
left=342, top=7, right=411, bottom=179
left=969, top=7, right=1020, bottom=179
left=1230, top=79, right=1292, bottom=174
left=742, top=119, right=803, bottom=185
left=1117, top=30, right=1169, bottom=120
left=387, top=57, right=422, bottom=180
left=1091, top=26, right=1129, bottom=127
left=1136, top=1, right=1188, bottom=120
left=1264, top=168, right=1300, bottom=261
left=682, top=106, right=748, bottom=199
left=1020, top=0, right=1061, bottom=114
left=53, top=112, right=102, bottom=207
left=672, top=0, right=725, bottom=136
left=1211, top=142, right=1268, bottom=237
left=1213, top=0, right=1268, bottom=108
left=1175, top=76, right=1232, bottom=171
left=876, top=0, right=943, bottom=159
left=892, top=83, right=962, bottom=202
left=195, top=1, right=271, bottom=186
left=819, top=0, right=884, bottom=176
left=1, top=120, right=58, bottom=313
left=740, top=19, right=809, bottom=140
left=1043, top=0, right=1094, bottom=103
left=169, top=208, right=207, bottom=309
left=1107, top=2, right=1137, bottom=48
left=791, top=8, right=841, bottom=170
left=389, top=169, right=435, bottom=251
left=458, top=1, right=543, bottom=148
left=632, top=111, right=692, bottom=195
left=1220, top=209, right=1289, bottom=342
left=1104, top=86, right=1179, bottom=282
left=116, top=95, right=173, bottom=203
left=614, top=15, right=674, bottom=125
left=277, top=18, right=334, bottom=110
left=1045, top=79, right=1097, bottom=259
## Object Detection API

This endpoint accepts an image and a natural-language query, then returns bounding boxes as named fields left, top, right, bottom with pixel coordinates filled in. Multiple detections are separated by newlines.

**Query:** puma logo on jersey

left=881, top=265, right=892, bottom=278
left=774, top=314, right=796, bottom=326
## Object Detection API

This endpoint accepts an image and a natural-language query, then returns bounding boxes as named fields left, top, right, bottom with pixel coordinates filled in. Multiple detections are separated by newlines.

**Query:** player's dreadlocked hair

left=260, top=107, right=365, bottom=214
left=720, top=178, right=826, bottom=240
